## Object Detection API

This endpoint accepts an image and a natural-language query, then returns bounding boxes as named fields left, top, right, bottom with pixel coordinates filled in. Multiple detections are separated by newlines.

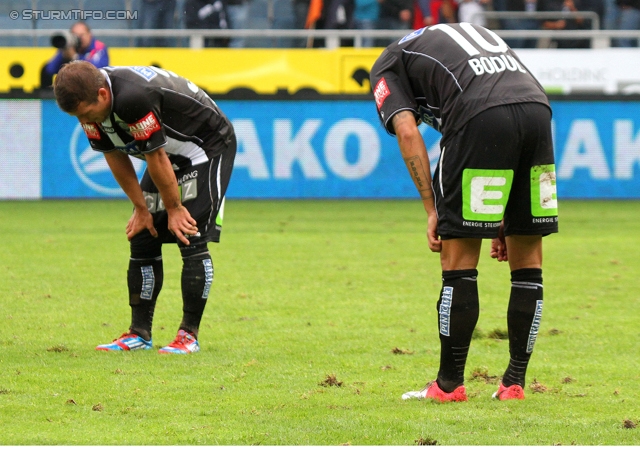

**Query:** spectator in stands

left=227, top=0, right=251, bottom=47
left=539, top=0, right=605, bottom=48
left=137, top=0, right=177, bottom=47
left=205, top=0, right=292, bottom=48
left=603, top=0, right=620, bottom=35
left=458, top=0, right=488, bottom=25
left=301, top=0, right=354, bottom=47
left=183, top=0, right=231, bottom=47
left=41, top=21, right=108, bottom=89
left=579, top=0, right=606, bottom=37
left=499, top=0, right=540, bottom=48
left=294, top=0, right=312, bottom=47
left=242, top=0, right=295, bottom=47
left=439, top=0, right=460, bottom=21
left=614, top=0, right=640, bottom=46
left=324, top=0, right=356, bottom=45
left=413, top=0, right=435, bottom=27
left=354, top=0, right=380, bottom=47
left=413, top=0, right=459, bottom=28
left=479, top=0, right=504, bottom=29
left=376, top=0, right=414, bottom=46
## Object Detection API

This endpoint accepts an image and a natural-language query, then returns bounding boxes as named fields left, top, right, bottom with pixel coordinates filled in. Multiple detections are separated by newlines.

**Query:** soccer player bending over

left=54, top=61, right=236, bottom=354
left=370, top=23, right=558, bottom=401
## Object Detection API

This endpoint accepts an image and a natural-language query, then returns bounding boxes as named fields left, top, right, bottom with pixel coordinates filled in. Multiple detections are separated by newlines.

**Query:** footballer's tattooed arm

left=391, top=110, right=441, bottom=252
left=404, top=155, right=430, bottom=197
left=392, top=111, right=432, bottom=198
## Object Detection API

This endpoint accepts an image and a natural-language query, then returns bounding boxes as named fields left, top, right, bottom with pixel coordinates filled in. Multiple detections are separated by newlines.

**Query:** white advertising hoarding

left=516, top=48, right=640, bottom=95
left=0, top=100, right=41, bottom=199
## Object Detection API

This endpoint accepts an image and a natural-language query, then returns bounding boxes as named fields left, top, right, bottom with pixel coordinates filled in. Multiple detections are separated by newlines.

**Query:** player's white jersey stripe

left=206, top=156, right=217, bottom=229
left=216, top=153, right=223, bottom=210
left=439, top=146, right=446, bottom=197
left=164, top=137, right=208, bottom=166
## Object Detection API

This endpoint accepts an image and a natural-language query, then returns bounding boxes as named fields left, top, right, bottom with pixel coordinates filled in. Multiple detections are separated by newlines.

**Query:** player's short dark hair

left=53, top=60, right=106, bottom=113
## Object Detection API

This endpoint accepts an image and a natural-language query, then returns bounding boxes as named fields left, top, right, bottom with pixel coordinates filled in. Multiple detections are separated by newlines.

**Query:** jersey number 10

left=431, top=23, right=509, bottom=57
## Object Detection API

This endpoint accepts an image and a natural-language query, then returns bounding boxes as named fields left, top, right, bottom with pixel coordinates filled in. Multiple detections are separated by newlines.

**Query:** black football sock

left=127, top=256, right=163, bottom=341
left=178, top=248, right=213, bottom=339
left=435, top=269, right=480, bottom=392
left=502, top=268, right=543, bottom=388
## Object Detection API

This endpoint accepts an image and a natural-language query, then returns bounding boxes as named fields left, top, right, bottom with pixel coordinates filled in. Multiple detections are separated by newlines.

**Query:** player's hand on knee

left=172, top=227, right=198, bottom=246
left=126, top=208, right=157, bottom=241
left=168, top=206, right=198, bottom=246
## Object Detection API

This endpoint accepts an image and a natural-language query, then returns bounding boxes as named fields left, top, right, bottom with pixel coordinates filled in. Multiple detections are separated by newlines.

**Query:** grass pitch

left=1, top=199, right=640, bottom=446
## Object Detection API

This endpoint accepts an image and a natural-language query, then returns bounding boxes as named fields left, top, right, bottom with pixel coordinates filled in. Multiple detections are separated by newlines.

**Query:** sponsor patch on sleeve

left=399, top=27, right=426, bottom=44
left=130, top=66, right=157, bottom=82
left=128, top=112, right=161, bottom=141
left=81, top=122, right=101, bottom=140
left=373, top=78, right=391, bottom=109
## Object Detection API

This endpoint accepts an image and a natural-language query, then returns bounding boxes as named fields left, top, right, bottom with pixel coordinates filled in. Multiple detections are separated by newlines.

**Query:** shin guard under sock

left=179, top=250, right=213, bottom=338
left=503, top=268, right=543, bottom=388
left=128, top=257, right=164, bottom=341
left=436, top=269, right=479, bottom=392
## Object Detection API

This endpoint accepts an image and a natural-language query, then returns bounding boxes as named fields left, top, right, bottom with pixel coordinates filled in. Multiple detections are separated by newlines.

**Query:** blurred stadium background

left=1, top=0, right=640, bottom=202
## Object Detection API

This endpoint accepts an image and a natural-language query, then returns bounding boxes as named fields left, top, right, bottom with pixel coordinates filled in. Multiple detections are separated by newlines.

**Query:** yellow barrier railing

left=1, top=47, right=384, bottom=95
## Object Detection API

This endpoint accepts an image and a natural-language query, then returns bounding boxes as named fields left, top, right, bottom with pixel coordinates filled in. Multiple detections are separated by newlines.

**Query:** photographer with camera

left=41, top=21, right=109, bottom=89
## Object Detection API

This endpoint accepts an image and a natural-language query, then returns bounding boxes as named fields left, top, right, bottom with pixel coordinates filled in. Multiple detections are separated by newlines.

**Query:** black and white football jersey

left=370, top=23, right=550, bottom=144
left=81, top=66, right=234, bottom=170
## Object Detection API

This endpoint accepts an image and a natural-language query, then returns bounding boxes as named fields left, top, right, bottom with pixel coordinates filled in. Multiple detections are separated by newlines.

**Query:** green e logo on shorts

left=462, top=169, right=514, bottom=221
left=531, top=164, right=558, bottom=217
left=216, top=197, right=225, bottom=227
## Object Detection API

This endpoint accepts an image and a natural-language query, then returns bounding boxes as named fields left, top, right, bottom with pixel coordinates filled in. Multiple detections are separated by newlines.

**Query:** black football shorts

left=139, top=133, right=236, bottom=245
left=432, top=102, right=558, bottom=239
